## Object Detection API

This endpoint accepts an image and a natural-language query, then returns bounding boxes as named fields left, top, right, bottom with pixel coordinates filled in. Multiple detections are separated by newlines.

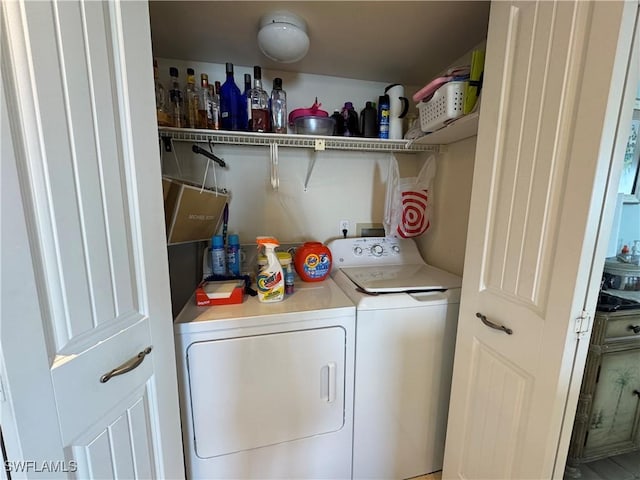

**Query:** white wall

left=157, top=58, right=478, bottom=312
left=157, top=58, right=433, bottom=313
left=418, top=136, right=477, bottom=276
left=157, top=57, right=426, bottom=243
left=156, top=57, right=421, bottom=121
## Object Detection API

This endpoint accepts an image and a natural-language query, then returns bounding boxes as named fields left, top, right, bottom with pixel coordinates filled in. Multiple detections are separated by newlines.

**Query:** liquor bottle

left=270, top=77, right=287, bottom=134
left=153, top=59, right=170, bottom=126
left=220, top=63, right=242, bottom=131
left=184, top=68, right=200, bottom=128
left=249, top=66, right=270, bottom=132
left=211, top=81, right=221, bottom=129
left=198, top=74, right=212, bottom=129
left=241, top=73, right=251, bottom=131
left=168, top=67, right=184, bottom=128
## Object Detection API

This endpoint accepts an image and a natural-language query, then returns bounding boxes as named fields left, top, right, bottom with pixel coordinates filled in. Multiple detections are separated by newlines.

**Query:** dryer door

left=186, top=326, right=346, bottom=458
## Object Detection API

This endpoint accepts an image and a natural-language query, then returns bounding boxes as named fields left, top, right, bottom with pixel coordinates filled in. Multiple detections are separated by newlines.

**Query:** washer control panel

left=328, top=237, right=423, bottom=267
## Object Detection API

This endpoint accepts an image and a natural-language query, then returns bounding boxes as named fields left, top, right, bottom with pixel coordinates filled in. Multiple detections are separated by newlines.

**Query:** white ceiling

left=149, top=1, right=491, bottom=86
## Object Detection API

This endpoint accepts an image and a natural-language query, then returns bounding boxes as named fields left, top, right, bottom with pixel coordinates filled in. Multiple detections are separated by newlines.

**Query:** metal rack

left=158, top=127, right=441, bottom=191
left=158, top=127, right=441, bottom=154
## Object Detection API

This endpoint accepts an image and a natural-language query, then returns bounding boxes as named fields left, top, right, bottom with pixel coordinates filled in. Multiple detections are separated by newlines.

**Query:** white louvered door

left=443, top=1, right=638, bottom=479
left=1, top=0, right=183, bottom=477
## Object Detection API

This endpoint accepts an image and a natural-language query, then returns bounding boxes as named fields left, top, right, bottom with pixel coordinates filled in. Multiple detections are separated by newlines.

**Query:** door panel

left=22, top=0, right=139, bottom=351
left=72, top=392, right=155, bottom=479
left=51, top=320, right=152, bottom=444
left=460, top=340, right=531, bottom=479
left=443, top=1, right=637, bottom=478
left=187, top=327, right=346, bottom=458
left=2, top=0, right=183, bottom=476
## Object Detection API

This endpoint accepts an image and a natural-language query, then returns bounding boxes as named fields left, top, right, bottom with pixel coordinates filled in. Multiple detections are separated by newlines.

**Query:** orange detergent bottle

left=294, top=242, right=332, bottom=282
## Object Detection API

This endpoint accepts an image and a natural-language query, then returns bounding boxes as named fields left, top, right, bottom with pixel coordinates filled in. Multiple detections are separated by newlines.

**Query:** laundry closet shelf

left=158, top=127, right=440, bottom=153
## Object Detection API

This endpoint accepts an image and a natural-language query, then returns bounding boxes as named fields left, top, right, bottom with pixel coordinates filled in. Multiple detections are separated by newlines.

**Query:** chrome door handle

left=100, top=346, right=152, bottom=383
left=476, top=312, right=513, bottom=335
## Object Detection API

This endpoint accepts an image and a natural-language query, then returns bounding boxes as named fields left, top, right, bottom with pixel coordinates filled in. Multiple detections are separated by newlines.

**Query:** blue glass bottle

left=220, top=63, right=242, bottom=130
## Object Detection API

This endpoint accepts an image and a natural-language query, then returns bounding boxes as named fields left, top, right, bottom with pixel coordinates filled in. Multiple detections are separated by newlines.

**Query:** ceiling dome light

left=258, top=11, right=309, bottom=64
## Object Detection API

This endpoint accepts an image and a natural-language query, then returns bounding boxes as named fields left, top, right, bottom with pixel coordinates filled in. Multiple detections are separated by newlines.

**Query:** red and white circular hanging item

left=397, top=189, right=430, bottom=238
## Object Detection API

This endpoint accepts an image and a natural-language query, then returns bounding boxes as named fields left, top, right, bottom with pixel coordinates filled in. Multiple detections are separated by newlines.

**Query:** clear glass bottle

left=184, top=68, right=200, bottom=129
left=153, top=59, right=170, bottom=126
left=249, top=66, right=270, bottom=132
left=198, top=74, right=212, bottom=129
left=211, top=81, right=221, bottom=130
left=220, top=63, right=242, bottom=131
left=270, top=77, right=287, bottom=134
left=168, top=67, right=184, bottom=128
left=242, top=73, right=251, bottom=131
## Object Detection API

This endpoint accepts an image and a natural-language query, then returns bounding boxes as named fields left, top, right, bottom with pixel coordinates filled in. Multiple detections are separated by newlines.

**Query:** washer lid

left=340, top=263, right=461, bottom=293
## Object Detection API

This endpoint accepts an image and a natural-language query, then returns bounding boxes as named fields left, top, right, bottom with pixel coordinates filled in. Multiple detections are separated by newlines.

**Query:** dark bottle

left=220, top=63, right=242, bottom=130
left=342, top=102, right=360, bottom=137
left=360, top=101, right=378, bottom=138
left=241, top=73, right=251, bottom=131
left=331, top=110, right=345, bottom=136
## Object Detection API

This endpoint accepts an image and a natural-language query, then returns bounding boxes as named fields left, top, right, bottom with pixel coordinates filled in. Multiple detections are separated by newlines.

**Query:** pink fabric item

left=412, top=76, right=453, bottom=103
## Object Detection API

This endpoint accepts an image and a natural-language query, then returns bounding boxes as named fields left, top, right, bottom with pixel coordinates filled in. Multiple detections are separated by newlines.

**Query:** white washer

left=327, top=236, right=462, bottom=480
left=174, top=279, right=355, bottom=479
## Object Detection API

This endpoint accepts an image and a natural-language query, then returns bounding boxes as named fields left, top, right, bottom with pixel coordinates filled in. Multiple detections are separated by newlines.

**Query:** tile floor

left=409, top=452, right=640, bottom=480
left=564, top=451, right=640, bottom=480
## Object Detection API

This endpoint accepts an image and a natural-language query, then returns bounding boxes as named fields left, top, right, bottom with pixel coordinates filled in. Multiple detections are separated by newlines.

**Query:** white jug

left=385, top=84, right=409, bottom=139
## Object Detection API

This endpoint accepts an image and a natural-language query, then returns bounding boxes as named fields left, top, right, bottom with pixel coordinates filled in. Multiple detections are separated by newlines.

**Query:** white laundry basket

left=418, top=81, right=466, bottom=133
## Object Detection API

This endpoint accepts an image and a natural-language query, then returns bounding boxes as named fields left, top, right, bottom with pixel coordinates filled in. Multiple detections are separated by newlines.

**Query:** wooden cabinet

left=567, top=310, right=640, bottom=467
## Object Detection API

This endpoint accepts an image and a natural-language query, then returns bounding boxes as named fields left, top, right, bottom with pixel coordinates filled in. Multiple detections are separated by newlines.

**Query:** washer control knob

left=353, top=246, right=363, bottom=256
left=371, top=244, right=384, bottom=256
left=391, top=245, right=400, bottom=253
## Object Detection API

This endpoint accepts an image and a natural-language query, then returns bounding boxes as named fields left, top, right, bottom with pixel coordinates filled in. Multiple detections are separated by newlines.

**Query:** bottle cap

left=273, top=78, right=283, bottom=89
left=212, top=235, right=224, bottom=248
left=345, top=102, right=353, bottom=109
left=170, top=67, right=178, bottom=77
left=366, top=101, right=373, bottom=108
left=228, top=234, right=240, bottom=246
left=225, top=63, right=234, bottom=74
left=253, top=65, right=262, bottom=79
left=187, top=68, right=194, bottom=76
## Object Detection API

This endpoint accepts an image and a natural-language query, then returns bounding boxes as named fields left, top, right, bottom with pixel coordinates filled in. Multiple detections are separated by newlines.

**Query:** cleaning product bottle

left=211, top=235, right=226, bottom=275
left=256, top=236, right=285, bottom=303
left=226, top=234, right=241, bottom=275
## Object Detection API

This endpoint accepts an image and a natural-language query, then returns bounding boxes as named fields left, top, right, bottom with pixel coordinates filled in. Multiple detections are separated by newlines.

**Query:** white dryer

left=174, top=279, right=355, bottom=479
left=328, top=236, right=462, bottom=480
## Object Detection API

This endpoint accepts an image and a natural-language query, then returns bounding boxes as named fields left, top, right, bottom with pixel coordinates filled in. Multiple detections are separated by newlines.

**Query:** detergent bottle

left=256, top=236, right=285, bottom=303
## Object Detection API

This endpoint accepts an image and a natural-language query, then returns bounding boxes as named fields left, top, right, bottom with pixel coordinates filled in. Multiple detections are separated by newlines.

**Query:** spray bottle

left=256, top=236, right=285, bottom=303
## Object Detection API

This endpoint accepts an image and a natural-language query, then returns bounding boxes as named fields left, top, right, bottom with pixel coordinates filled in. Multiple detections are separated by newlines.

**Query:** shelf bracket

left=269, top=142, right=279, bottom=190
left=304, top=151, right=318, bottom=192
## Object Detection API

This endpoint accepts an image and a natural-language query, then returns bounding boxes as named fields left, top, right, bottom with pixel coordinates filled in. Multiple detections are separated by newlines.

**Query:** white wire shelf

left=158, top=127, right=441, bottom=153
